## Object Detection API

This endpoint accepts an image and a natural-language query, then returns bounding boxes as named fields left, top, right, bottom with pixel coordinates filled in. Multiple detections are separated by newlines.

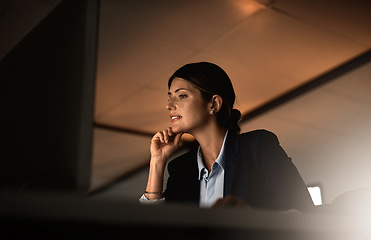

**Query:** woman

left=140, top=62, right=314, bottom=210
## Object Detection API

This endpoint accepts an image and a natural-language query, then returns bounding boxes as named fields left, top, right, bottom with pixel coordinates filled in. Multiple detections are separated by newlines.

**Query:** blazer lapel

left=190, top=154, right=201, bottom=202
left=223, top=133, right=241, bottom=197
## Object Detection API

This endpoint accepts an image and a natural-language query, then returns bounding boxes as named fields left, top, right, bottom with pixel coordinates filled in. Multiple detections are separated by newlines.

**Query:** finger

left=168, top=127, right=174, bottom=136
left=155, top=131, right=164, bottom=143
left=163, top=129, right=169, bottom=143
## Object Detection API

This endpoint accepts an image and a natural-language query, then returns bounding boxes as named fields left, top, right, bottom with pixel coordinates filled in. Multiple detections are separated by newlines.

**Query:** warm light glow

left=233, top=0, right=271, bottom=16
left=308, top=186, right=323, bottom=206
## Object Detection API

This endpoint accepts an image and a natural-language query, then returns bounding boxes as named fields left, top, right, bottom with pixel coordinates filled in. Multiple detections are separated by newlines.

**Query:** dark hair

left=168, top=62, right=241, bottom=133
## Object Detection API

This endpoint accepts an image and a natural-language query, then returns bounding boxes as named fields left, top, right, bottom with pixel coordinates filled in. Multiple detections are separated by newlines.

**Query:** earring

left=210, top=110, right=215, bottom=114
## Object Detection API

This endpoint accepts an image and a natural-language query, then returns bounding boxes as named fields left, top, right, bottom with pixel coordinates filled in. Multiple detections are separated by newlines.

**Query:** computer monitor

left=0, top=0, right=99, bottom=193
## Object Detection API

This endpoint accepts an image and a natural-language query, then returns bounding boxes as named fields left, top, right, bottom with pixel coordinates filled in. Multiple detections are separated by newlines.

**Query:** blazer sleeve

left=162, top=151, right=200, bottom=204
left=254, top=131, right=314, bottom=211
left=162, top=159, right=178, bottom=201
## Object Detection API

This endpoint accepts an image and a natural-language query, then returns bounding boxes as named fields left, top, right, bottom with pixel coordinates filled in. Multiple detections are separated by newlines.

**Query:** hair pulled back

left=168, top=62, right=241, bottom=134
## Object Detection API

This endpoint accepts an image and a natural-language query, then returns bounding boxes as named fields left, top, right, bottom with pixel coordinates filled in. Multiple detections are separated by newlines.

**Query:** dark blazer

left=163, top=130, right=314, bottom=211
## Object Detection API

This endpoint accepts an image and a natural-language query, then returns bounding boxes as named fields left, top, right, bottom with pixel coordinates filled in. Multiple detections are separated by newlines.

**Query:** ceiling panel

left=192, top=8, right=365, bottom=112
left=96, top=86, right=169, bottom=133
left=200, top=9, right=364, bottom=82
left=95, top=27, right=190, bottom=119
left=275, top=0, right=371, bottom=47
left=95, top=0, right=368, bottom=134
left=95, top=0, right=265, bottom=121
left=99, top=0, right=262, bottom=51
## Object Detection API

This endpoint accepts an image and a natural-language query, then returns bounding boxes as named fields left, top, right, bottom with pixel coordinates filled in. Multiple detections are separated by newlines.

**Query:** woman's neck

left=192, top=125, right=227, bottom=171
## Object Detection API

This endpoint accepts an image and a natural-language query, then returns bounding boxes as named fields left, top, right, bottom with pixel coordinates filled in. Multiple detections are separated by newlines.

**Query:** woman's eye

left=179, top=94, right=187, bottom=99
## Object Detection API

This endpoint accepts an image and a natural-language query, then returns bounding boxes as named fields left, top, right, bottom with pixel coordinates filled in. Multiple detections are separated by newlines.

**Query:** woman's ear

left=210, top=95, right=223, bottom=114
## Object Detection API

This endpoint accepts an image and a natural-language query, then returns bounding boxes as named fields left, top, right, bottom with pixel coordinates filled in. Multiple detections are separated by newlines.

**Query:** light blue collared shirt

left=197, top=131, right=228, bottom=208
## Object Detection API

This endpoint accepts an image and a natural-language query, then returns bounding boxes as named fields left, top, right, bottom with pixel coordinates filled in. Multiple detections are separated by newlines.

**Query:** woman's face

left=167, top=77, right=211, bottom=134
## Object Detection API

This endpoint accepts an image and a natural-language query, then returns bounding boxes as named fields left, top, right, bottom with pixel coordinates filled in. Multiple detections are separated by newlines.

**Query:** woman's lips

left=170, top=115, right=182, bottom=121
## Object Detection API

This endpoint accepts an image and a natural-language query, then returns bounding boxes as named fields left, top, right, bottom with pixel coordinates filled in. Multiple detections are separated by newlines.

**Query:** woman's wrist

left=150, top=156, right=167, bottom=169
left=145, top=158, right=166, bottom=199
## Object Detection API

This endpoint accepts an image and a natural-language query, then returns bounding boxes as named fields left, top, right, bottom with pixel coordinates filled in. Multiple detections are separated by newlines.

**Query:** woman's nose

left=166, top=99, right=176, bottom=110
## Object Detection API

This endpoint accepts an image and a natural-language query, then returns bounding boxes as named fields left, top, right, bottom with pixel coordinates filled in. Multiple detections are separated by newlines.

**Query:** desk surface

left=0, top=192, right=369, bottom=240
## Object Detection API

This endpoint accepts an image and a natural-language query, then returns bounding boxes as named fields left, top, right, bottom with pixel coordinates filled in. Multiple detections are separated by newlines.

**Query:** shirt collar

left=197, top=130, right=229, bottom=179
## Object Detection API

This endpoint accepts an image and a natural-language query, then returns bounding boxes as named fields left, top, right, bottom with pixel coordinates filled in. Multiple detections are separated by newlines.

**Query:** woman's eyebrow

left=168, top=88, right=188, bottom=95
